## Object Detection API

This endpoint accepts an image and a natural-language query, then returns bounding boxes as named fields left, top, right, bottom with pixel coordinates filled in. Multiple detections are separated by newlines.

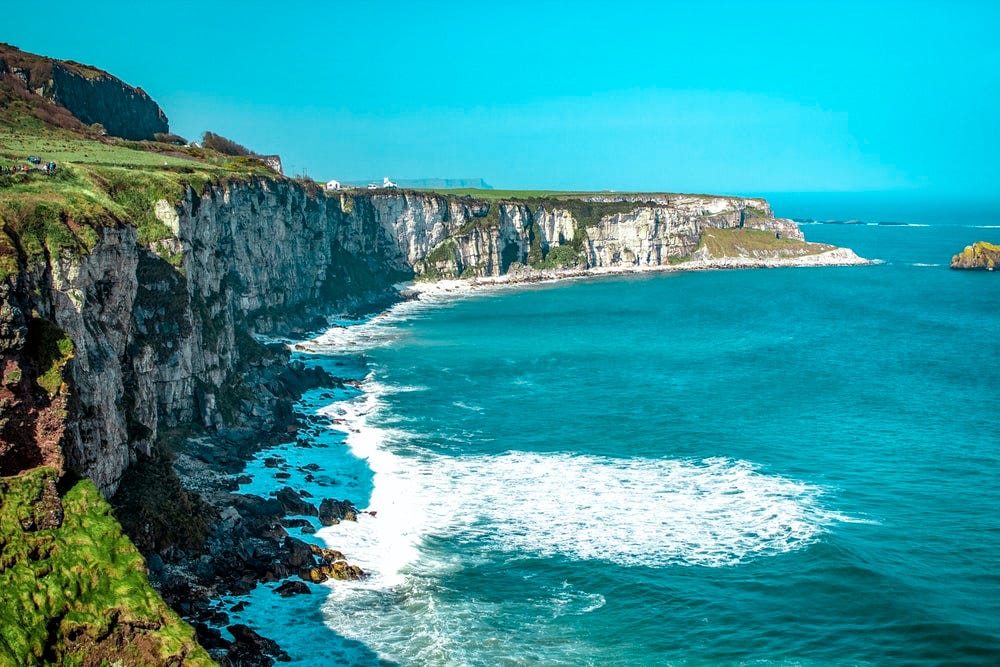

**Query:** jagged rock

left=308, top=543, right=346, bottom=562
left=301, top=560, right=365, bottom=583
left=193, top=622, right=231, bottom=652
left=283, top=537, right=315, bottom=569
left=231, top=495, right=284, bottom=523
left=226, top=624, right=290, bottom=665
left=274, top=487, right=317, bottom=516
left=279, top=517, right=314, bottom=532
left=318, top=498, right=357, bottom=526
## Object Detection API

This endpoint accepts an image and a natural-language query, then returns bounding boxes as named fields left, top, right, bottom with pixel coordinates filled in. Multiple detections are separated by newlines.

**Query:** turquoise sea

left=226, top=197, right=1000, bottom=665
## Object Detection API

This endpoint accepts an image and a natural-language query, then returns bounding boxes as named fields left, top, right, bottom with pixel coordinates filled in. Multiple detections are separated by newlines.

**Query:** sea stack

left=950, top=241, right=1000, bottom=270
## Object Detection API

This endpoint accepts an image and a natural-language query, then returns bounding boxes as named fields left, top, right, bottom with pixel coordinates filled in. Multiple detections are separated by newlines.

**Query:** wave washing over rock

left=202, top=292, right=868, bottom=666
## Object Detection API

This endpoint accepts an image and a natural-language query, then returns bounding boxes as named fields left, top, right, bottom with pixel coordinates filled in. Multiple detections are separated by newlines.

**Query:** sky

left=3, top=0, right=999, bottom=198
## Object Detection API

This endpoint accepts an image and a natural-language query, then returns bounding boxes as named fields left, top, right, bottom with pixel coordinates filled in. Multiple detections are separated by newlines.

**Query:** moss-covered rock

left=951, top=241, right=1000, bottom=270
left=0, top=467, right=214, bottom=666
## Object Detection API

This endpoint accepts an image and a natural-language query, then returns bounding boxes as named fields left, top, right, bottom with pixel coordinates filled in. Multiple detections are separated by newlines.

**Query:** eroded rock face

left=50, top=64, right=168, bottom=140
left=2, top=180, right=406, bottom=494
left=1, top=181, right=810, bottom=496
left=403, top=194, right=804, bottom=278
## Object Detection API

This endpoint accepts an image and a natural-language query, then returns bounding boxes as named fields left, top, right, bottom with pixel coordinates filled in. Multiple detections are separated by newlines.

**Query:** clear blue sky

left=4, top=1, right=999, bottom=197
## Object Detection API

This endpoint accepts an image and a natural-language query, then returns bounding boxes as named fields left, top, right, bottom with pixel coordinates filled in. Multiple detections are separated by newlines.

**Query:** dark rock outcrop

left=226, top=624, right=290, bottom=665
left=274, top=487, right=317, bottom=516
left=50, top=63, right=168, bottom=139
left=318, top=497, right=358, bottom=525
left=273, top=580, right=311, bottom=597
left=0, top=43, right=168, bottom=139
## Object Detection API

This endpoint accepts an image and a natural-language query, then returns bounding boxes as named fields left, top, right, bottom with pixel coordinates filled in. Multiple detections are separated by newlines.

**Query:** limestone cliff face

left=400, top=193, right=803, bottom=278
left=1, top=181, right=814, bottom=496
left=1, top=179, right=404, bottom=494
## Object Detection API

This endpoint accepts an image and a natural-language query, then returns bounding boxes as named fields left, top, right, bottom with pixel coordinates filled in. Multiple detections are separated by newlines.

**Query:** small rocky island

left=951, top=241, right=1000, bottom=270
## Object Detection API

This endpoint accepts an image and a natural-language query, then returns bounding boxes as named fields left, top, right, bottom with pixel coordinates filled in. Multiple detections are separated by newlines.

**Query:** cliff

left=0, top=172, right=872, bottom=665
left=951, top=241, right=1000, bottom=270
left=385, top=193, right=813, bottom=279
left=2, top=179, right=862, bottom=498
left=0, top=43, right=168, bottom=140
left=0, top=44, right=869, bottom=663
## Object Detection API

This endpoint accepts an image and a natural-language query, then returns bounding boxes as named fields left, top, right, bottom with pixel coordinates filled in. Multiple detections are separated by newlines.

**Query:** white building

left=325, top=179, right=341, bottom=191
left=383, top=176, right=398, bottom=188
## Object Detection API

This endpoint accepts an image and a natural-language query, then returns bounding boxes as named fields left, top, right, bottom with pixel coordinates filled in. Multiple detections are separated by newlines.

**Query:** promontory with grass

left=0, top=43, right=870, bottom=665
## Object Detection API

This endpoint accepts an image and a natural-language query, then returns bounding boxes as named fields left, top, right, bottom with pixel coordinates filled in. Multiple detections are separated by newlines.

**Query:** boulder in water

left=951, top=241, right=1000, bottom=270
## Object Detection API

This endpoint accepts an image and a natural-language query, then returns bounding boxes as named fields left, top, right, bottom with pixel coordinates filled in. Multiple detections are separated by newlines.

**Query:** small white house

left=383, top=176, right=398, bottom=189
left=325, top=179, right=341, bottom=191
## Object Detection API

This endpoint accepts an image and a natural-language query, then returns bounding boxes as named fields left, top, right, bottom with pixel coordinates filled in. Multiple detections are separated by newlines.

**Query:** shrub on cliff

left=202, top=131, right=252, bottom=156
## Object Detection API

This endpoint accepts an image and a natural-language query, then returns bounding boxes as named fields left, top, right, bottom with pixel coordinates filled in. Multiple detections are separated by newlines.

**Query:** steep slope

left=0, top=43, right=168, bottom=140
left=0, top=467, right=212, bottom=666
left=3, top=179, right=865, bottom=496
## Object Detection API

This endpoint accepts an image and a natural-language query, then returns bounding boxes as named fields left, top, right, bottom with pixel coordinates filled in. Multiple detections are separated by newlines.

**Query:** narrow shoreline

left=403, top=246, right=875, bottom=299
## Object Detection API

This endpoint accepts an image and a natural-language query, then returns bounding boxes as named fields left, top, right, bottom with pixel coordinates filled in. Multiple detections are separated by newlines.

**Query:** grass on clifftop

left=0, top=468, right=213, bottom=666
left=418, top=187, right=755, bottom=202
left=698, top=228, right=832, bottom=258
left=0, top=112, right=279, bottom=281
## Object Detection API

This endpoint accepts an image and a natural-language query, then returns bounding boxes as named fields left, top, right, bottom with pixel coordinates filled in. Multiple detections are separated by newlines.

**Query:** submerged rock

left=273, top=580, right=311, bottom=597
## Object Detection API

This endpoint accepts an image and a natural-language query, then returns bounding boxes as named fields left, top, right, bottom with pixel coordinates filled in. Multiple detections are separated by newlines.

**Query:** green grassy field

left=414, top=188, right=747, bottom=202
left=0, top=127, right=204, bottom=168
left=415, top=188, right=597, bottom=201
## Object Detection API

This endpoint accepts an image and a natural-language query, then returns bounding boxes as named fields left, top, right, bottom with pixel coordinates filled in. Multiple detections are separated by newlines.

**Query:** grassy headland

left=0, top=104, right=278, bottom=281
left=698, top=227, right=832, bottom=258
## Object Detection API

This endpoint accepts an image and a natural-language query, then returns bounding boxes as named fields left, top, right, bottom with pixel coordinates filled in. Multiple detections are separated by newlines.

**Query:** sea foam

left=287, top=290, right=847, bottom=665
left=306, top=377, right=844, bottom=666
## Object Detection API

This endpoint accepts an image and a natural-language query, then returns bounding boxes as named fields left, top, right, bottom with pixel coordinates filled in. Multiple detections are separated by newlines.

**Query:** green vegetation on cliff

left=697, top=228, right=831, bottom=258
left=25, top=318, right=74, bottom=397
left=0, top=468, right=213, bottom=666
left=0, top=117, right=277, bottom=281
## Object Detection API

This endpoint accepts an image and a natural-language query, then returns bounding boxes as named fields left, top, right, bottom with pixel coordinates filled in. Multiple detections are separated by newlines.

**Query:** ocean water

left=225, top=203, right=1000, bottom=666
